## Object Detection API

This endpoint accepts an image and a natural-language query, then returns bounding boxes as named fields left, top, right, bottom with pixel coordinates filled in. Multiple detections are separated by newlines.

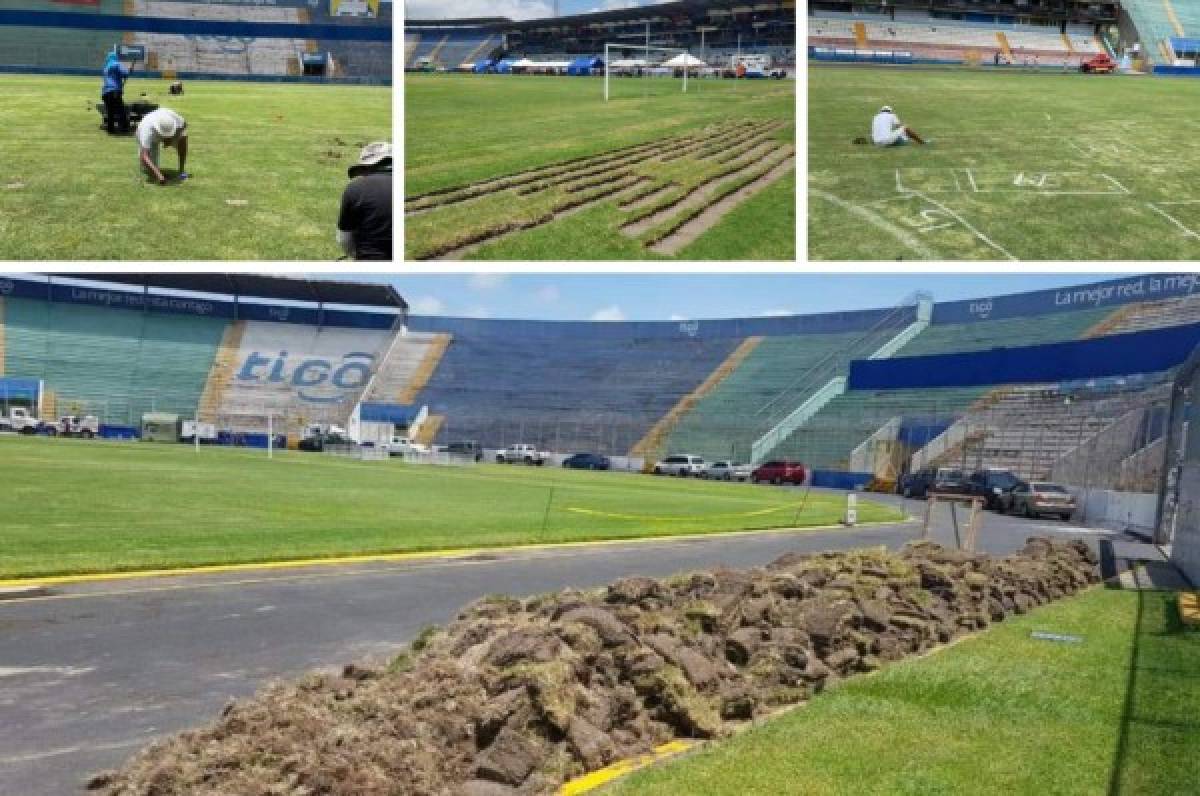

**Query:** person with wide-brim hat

left=337, top=142, right=392, bottom=260
left=136, top=107, right=189, bottom=185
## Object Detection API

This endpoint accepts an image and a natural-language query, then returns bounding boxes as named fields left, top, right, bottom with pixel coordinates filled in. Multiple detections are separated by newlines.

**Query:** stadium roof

left=502, top=1, right=793, bottom=31
left=49, top=274, right=406, bottom=310
left=405, top=17, right=512, bottom=27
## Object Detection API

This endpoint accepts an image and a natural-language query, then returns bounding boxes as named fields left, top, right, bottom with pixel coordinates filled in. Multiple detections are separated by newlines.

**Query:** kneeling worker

left=871, top=105, right=925, bottom=146
left=337, top=142, right=392, bottom=260
left=136, top=107, right=188, bottom=185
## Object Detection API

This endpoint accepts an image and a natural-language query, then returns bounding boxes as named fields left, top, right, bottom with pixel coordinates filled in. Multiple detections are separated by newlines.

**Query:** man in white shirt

left=871, top=105, right=925, bottom=147
left=136, top=107, right=189, bottom=185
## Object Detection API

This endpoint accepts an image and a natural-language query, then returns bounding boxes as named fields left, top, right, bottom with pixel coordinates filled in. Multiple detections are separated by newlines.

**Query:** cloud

left=590, top=305, right=626, bottom=321
left=405, top=0, right=553, bottom=21
left=535, top=285, right=560, bottom=303
left=468, top=274, right=508, bottom=291
left=410, top=295, right=445, bottom=315
left=757, top=308, right=795, bottom=317
left=668, top=313, right=688, bottom=321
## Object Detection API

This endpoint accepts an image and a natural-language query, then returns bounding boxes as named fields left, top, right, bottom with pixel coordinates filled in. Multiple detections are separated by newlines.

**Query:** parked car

left=706, top=461, right=752, bottom=481
left=897, top=466, right=970, bottom=499
left=443, top=440, right=484, bottom=462
left=1007, top=481, right=1076, bottom=520
left=496, top=444, right=548, bottom=466
left=965, top=468, right=1022, bottom=510
left=751, top=460, right=806, bottom=485
left=653, top=454, right=707, bottom=477
left=562, top=452, right=611, bottom=470
left=297, top=430, right=354, bottom=452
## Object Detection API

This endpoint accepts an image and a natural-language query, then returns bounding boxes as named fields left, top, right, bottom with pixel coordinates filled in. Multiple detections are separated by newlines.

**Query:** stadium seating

left=1095, top=294, right=1200, bottom=333
left=1, top=297, right=226, bottom=425
left=810, top=14, right=1104, bottom=65
left=0, top=0, right=122, bottom=71
left=1121, top=0, right=1183, bottom=64
left=894, top=306, right=1113, bottom=357
left=927, top=378, right=1172, bottom=480
left=360, top=332, right=446, bottom=405
left=410, top=331, right=742, bottom=455
left=208, top=321, right=392, bottom=433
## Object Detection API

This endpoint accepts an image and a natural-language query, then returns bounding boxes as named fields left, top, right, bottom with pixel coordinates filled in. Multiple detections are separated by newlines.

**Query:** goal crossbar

left=604, top=42, right=691, bottom=102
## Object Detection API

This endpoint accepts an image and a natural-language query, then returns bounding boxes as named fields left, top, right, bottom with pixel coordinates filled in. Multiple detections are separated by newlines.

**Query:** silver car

left=1008, top=481, right=1076, bottom=521
left=706, top=461, right=752, bottom=481
left=652, top=454, right=707, bottom=477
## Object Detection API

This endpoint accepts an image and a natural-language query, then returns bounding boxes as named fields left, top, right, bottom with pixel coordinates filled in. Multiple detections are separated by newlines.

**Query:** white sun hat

left=880, top=105, right=893, bottom=113
left=152, top=112, right=179, bottom=139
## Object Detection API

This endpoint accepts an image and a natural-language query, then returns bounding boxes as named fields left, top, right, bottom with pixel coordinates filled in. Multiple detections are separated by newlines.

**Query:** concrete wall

left=1066, top=486, right=1159, bottom=533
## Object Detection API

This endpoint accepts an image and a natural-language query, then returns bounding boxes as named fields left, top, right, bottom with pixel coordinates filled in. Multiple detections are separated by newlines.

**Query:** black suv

left=444, top=440, right=484, bottom=462
left=897, top=466, right=970, bottom=499
left=965, top=468, right=1022, bottom=510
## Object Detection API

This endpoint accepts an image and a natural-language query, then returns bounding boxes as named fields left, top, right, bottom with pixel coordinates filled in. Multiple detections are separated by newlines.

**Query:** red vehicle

left=1081, top=53, right=1117, bottom=74
left=752, top=459, right=807, bottom=485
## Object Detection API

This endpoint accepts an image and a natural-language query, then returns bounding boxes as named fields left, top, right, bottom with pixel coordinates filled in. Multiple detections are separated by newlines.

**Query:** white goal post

left=603, top=43, right=691, bottom=102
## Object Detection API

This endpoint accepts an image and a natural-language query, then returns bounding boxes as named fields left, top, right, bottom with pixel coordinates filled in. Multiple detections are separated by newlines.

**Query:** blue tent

left=567, top=56, right=604, bottom=76
left=473, top=59, right=495, bottom=73
left=494, top=58, right=519, bottom=74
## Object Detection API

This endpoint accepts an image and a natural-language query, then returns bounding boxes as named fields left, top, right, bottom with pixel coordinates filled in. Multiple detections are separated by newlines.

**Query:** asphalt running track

left=0, top=492, right=1127, bottom=795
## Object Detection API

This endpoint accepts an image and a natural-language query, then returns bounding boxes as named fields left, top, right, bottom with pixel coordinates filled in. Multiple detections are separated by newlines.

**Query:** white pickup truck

left=49, top=415, right=100, bottom=438
left=0, top=407, right=45, bottom=434
left=495, top=443, right=548, bottom=466
left=382, top=436, right=429, bottom=457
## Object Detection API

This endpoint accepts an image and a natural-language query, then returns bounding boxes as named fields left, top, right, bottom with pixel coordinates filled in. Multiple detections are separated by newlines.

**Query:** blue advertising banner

left=931, top=273, right=1200, bottom=324
left=847, top=321, right=1200, bottom=390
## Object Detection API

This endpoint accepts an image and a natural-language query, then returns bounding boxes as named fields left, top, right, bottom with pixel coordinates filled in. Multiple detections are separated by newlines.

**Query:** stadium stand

left=2, top=296, right=226, bottom=424
left=0, top=0, right=389, bottom=81
left=810, top=13, right=1105, bottom=66
left=1, top=274, right=1197, bottom=491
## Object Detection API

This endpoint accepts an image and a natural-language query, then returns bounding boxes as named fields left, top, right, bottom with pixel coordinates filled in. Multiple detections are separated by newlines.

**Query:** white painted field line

left=909, top=191, right=1017, bottom=260
left=811, top=189, right=937, bottom=258
left=965, top=169, right=979, bottom=193
left=1147, top=202, right=1200, bottom=239
left=1100, top=174, right=1132, bottom=194
left=895, top=168, right=903, bottom=193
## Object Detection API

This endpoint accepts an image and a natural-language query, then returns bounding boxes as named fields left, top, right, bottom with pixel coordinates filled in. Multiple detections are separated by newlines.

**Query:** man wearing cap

left=871, top=105, right=925, bottom=147
left=101, top=49, right=131, bottom=135
left=136, top=107, right=189, bottom=185
left=337, top=142, right=392, bottom=261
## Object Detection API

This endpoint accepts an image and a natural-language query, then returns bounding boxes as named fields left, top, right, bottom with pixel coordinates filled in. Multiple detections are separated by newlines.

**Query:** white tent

left=511, top=58, right=537, bottom=68
left=662, top=53, right=706, bottom=67
left=611, top=58, right=649, bottom=68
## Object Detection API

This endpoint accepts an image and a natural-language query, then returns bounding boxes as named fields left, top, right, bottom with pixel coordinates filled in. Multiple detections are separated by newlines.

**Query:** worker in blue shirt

left=101, top=50, right=131, bottom=134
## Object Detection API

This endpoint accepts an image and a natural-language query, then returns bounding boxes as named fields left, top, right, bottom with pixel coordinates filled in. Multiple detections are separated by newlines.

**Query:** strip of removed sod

left=0, top=436, right=902, bottom=579
left=610, top=586, right=1200, bottom=796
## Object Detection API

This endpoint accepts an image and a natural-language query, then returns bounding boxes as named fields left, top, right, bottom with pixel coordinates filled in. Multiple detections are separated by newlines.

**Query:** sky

left=333, top=274, right=1135, bottom=321
left=404, top=0, right=675, bottom=22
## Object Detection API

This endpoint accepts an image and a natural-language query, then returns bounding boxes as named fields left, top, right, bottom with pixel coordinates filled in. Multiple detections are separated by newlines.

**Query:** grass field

left=404, top=74, right=796, bottom=260
left=615, top=587, right=1200, bottom=795
left=0, top=436, right=901, bottom=580
left=0, top=75, right=390, bottom=260
left=809, top=66, right=1200, bottom=260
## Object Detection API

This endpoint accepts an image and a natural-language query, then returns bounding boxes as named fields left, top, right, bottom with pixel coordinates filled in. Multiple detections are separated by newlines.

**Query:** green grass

left=0, top=75, right=389, bottom=260
left=809, top=65, right=1200, bottom=260
left=0, top=436, right=901, bottom=579
left=612, top=587, right=1200, bottom=795
left=404, top=74, right=795, bottom=260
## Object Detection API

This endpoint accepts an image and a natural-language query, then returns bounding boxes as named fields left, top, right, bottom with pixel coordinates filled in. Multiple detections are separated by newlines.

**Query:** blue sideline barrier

left=810, top=470, right=873, bottom=490
left=847, top=321, right=1200, bottom=390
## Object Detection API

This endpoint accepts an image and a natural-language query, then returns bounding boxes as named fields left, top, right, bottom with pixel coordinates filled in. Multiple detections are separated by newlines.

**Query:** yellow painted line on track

left=0, top=518, right=910, bottom=591
left=565, top=503, right=797, bottom=521
left=559, top=740, right=695, bottom=795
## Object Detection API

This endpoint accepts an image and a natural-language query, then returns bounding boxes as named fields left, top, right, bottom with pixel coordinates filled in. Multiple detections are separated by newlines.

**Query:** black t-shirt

left=338, top=172, right=392, bottom=261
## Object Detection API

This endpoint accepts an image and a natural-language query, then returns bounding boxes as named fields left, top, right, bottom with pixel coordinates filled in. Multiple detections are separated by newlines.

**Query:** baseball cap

left=880, top=105, right=893, bottom=113
left=349, top=142, right=392, bottom=177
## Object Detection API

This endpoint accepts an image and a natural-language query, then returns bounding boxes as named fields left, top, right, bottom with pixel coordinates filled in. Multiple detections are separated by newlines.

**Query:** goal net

left=603, top=43, right=698, bottom=101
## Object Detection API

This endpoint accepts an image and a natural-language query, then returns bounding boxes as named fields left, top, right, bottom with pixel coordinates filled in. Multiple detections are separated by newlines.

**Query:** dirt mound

left=90, top=538, right=1097, bottom=795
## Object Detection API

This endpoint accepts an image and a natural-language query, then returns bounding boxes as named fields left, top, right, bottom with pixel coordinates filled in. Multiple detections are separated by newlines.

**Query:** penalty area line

left=1147, top=203, right=1200, bottom=239
left=908, top=191, right=1017, bottom=260
left=811, top=189, right=937, bottom=258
